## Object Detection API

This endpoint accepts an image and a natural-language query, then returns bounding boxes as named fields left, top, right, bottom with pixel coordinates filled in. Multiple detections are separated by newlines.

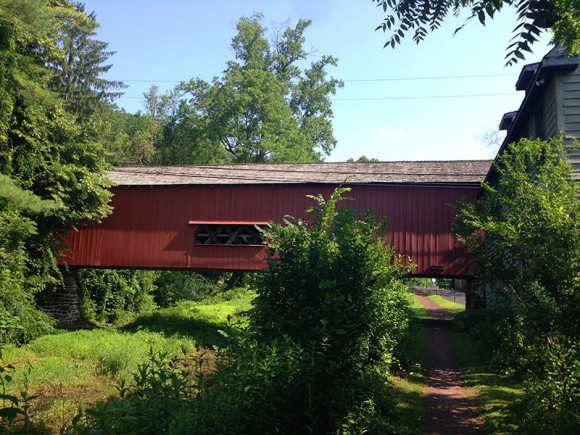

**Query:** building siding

left=544, top=80, right=559, bottom=138
left=561, top=69, right=580, bottom=177
left=62, top=183, right=480, bottom=277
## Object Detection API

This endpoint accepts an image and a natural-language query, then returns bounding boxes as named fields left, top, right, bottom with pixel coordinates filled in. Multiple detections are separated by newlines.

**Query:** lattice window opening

left=194, top=224, right=264, bottom=245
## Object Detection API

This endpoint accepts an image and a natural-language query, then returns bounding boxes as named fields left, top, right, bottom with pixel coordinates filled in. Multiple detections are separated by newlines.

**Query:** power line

left=115, top=72, right=517, bottom=85
left=333, top=93, right=517, bottom=101
left=343, top=73, right=516, bottom=82
left=117, top=92, right=518, bottom=101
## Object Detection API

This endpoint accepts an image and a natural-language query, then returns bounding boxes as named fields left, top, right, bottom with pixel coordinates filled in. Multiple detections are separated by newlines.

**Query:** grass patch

left=390, top=372, right=425, bottom=435
left=452, top=329, right=524, bottom=433
left=404, top=295, right=429, bottom=366
left=0, top=287, right=254, bottom=433
left=427, top=294, right=465, bottom=316
left=409, top=292, right=430, bottom=320
left=3, top=329, right=194, bottom=379
left=389, top=292, right=428, bottom=433
left=123, top=287, right=254, bottom=347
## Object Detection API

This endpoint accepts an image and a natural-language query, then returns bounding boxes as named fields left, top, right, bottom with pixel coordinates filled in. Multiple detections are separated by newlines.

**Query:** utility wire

left=343, top=73, right=516, bottom=82
left=115, top=72, right=517, bottom=85
left=117, top=92, right=518, bottom=101
left=333, top=93, right=517, bottom=101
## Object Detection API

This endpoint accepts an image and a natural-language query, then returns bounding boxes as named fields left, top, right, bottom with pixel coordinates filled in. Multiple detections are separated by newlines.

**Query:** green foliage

left=433, top=277, right=453, bottom=288
left=373, top=0, right=580, bottom=65
left=403, top=276, right=434, bottom=287
left=455, top=137, right=580, bottom=432
left=0, top=182, right=55, bottom=345
left=151, top=14, right=343, bottom=164
left=0, top=358, right=41, bottom=434
left=197, top=338, right=398, bottom=434
left=125, top=288, right=254, bottom=348
left=253, top=188, right=413, bottom=373
left=48, top=3, right=125, bottom=121
left=153, top=271, right=217, bottom=308
left=71, top=336, right=398, bottom=435
left=0, top=0, right=113, bottom=344
left=78, top=270, right=158, bottom=323
left=346, top=155, right=380, bottom=162
left=98, top=109, right=161, bottom=165
left=247, top=188, right=413, bottom=431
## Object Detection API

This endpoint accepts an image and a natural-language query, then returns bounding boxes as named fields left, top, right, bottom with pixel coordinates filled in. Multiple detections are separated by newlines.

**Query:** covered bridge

left=63, top=160, right=490, bottom=278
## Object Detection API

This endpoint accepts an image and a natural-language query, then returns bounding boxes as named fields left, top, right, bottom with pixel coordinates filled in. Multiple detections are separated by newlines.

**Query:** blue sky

left=83, top=0, right=553, bottom=162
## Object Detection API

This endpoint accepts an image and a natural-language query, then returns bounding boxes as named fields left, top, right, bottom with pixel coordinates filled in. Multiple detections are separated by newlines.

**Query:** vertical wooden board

left=62, top=183, right=480, bottom=275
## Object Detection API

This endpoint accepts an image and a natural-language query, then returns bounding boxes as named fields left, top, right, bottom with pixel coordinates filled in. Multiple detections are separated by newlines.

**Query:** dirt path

left=415, top=292, right=483, bottom=434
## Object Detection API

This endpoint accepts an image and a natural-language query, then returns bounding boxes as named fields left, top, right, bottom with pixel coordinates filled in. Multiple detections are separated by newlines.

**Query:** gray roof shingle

left=109, top=161, right=492, bottom=186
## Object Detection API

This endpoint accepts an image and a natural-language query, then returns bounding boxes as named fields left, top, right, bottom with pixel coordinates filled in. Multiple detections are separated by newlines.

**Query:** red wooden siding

left=62, top=183, right=478, bottom=277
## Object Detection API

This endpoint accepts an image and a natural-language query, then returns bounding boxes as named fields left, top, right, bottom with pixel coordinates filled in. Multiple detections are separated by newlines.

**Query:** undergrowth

left=0, top=287, right=253, bottom=433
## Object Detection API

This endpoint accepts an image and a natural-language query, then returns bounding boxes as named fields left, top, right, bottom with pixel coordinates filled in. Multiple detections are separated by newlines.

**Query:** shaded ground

left=415, top=292, right=483, bottom=434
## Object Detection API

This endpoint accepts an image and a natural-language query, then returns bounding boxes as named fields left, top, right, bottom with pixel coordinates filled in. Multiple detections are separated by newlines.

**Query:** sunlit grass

left=452, top=329, right=524, bottom=433
left=409, top=292, right=430, bottom=320
left=0, top=287, right=255, bottom=433
left=390, top=372, right=425, bottom=435
left=389, top=292, right=427, bottom=433
left=427, top=294, right=465, bottom=316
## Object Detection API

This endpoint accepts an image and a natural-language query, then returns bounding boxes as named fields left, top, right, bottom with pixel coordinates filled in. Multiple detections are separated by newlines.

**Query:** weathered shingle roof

left=109, top=161, right=492, bottom=186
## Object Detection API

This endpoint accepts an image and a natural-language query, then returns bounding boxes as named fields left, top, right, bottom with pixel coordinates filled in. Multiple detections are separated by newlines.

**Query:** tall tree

left=154, top=14, right=343, bottom=164
left=0, top=0, right=112, bottom=341
left=48, top=2, right=125, bottom=120
left=373, top=0, right=580, bottom=65
left=98, top=108, right=161, bottom=166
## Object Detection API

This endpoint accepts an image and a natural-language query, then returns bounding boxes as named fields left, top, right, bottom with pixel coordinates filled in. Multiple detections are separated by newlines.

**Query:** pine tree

left=48, top=2, right=125, bottom=120
left=0, top=0, right=112, bottom=343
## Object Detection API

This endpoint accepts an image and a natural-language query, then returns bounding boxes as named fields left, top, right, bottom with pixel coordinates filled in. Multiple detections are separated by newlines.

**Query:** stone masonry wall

left=38, top=271, right=80, bottom=324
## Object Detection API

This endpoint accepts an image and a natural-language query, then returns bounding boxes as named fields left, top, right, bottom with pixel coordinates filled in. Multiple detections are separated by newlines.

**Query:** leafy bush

left=0, top=209, right=54, bottom=346
left=194, top=337, right=397, bottom=434
left=252, top=187, right=413, bottom=375
left=78, top=269, right=158, bottom=323
left=74, top=336, right=398, bottom=435
left=153, top=271, right=217, bottom=307
left=247, top=187, right=413, bottom=431
left=455, top=137, right=580, bottom=432
left=72, top=347, right=204, bottom=435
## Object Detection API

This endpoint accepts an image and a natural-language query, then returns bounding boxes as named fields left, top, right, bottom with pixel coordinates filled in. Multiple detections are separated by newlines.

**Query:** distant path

left=415, top=291, right=483, bottom=434
left=413, top=287, right=466, bottom=306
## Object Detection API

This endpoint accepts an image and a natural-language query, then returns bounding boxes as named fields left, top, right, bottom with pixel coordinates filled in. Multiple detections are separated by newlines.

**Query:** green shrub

left=78, top=269, right=158, bottom=323
left=73, top=347, right=203, bottom=435
left=252, top=188, right=413, bottom=375
left=195, top=337, right=398, bottom=434
left=455, top=137, right=580, bottom=431
left=0, top=210, right=55, bottom=346
left=74, top=336, right=398, bottom=434
left=153, top=271, right=218, bottom=307
left=248, top=188, right=412, bottom=430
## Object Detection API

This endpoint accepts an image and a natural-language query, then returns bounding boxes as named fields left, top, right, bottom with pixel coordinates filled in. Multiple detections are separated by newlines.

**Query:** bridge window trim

left=189, top=221, right=268, bottom=246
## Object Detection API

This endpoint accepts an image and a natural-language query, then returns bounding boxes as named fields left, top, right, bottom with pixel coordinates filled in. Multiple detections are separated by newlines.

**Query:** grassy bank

left=426, top=293, right=465, bottom=316
left=451, top=328, right=524, bottom=433
left=388, top=292, right=428, bottom=434
left=0, top=288, right=254, bottom=432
